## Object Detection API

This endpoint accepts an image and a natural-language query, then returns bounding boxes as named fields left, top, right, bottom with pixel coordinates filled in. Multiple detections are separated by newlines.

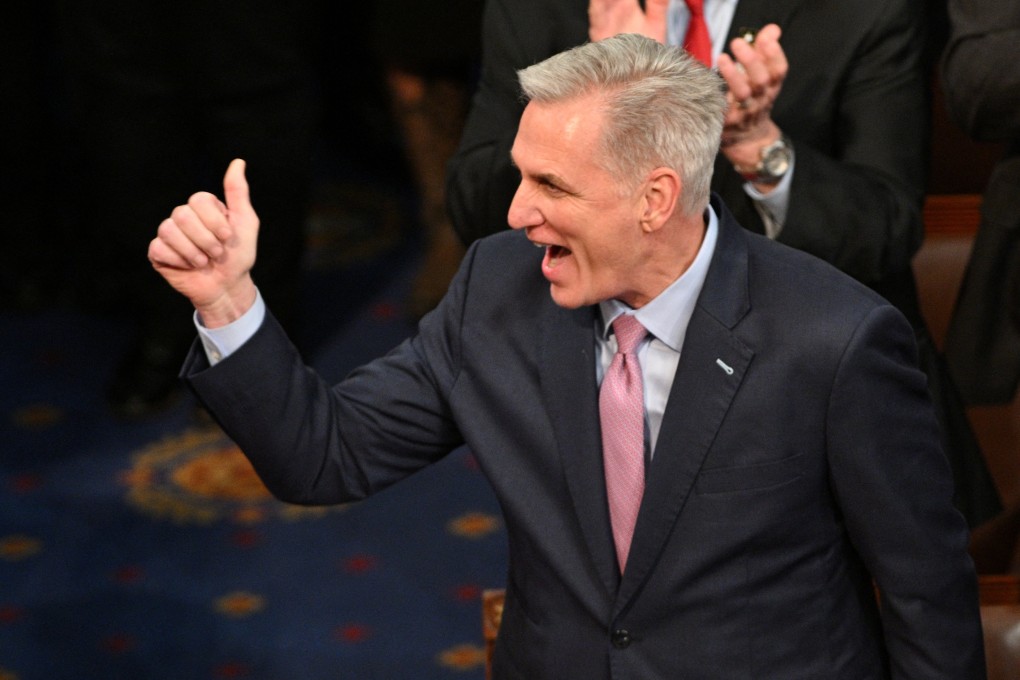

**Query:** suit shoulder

left=460, top=229, right=548, bottom=298
left=745, top=229, right=891, bottom=314
left=732, top=230, right=918, bottom=373
left=471, top=229, right=540, bottom=265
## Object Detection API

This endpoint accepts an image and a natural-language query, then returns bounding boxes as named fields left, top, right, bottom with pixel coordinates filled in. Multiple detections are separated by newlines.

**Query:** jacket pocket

left=694, top=453, right=804, bottom=495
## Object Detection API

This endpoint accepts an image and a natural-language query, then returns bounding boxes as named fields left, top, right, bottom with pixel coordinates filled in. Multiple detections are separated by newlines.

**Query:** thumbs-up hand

left=148, top=159, right=260, bottom=328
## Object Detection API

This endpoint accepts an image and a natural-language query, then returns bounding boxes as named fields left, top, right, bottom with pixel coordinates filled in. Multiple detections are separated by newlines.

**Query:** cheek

left=568, top=243, right=623, bottom=302
left=578, top=227, right=628, bottom=272
left=559, top=206, right=633, bottom=280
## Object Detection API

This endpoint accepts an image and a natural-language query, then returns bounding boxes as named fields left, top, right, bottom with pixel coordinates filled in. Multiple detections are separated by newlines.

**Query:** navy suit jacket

left=185, top=197, right=984, bottom=678
left=445, top=0, right=1005, bottom=530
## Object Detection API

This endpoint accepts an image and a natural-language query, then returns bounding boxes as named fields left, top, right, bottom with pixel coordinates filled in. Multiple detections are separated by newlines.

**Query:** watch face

left=761, top=141, right=791, bottom=178
left=763, top=150, right=790, bottom=176
left=738, top=137, right=791, bottom=184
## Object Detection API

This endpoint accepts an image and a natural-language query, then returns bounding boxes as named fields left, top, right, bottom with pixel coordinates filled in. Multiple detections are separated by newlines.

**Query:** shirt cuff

left=193, top=289, right=266, bottom=366
left=743, top=155, right=795, bottom=239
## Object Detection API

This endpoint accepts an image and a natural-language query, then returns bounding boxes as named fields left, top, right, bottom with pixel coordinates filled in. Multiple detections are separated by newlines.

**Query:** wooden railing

left=923, top=193, right=982, bottom=236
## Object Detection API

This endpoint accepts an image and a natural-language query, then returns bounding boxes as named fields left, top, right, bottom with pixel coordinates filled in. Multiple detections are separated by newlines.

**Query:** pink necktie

left=683, top=0, right=712, bottom=66
left=600, top=314, right=648, bottom=573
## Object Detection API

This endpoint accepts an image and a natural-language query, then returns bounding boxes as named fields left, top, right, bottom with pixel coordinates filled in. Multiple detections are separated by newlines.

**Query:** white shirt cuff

left=743, top=155, right=795, bottom=239
left=193, top=289, right=266, bottom=366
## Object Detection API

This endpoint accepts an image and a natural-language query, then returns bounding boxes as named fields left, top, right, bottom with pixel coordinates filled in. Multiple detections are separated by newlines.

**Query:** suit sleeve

left=825, top=304, right=985, bottom=678
left=770, top=0, right=929, bottom=286
left=180, top=245, right=481, bottom=505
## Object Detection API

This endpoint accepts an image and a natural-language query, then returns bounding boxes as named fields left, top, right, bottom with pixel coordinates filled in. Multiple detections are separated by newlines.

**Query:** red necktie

left=683, top=0, right=712, bottom=66
left=600, top=314, right=648, bottom=573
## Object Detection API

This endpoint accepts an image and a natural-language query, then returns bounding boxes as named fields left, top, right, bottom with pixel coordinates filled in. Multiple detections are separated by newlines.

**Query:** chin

left=548, top=285, right=594, bottom=310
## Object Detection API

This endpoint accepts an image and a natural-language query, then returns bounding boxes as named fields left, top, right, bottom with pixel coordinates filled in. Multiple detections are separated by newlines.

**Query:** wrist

left=729, top=132, right=792, bottom=189
left=195, top=279, right=258, bottom=329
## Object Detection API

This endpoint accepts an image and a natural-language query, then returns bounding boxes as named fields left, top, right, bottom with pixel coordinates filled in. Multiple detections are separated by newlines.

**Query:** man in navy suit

left=149, top=34, right=984, bottom=678
left=447, top=0, right=1003, bottom=528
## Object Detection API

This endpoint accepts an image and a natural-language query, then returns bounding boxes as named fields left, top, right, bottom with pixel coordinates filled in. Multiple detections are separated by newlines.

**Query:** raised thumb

left=223, top=158, right=254, bottom=218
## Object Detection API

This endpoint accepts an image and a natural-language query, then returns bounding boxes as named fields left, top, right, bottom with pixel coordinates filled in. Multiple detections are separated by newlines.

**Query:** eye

left=538, top=177, right=566, bottom=196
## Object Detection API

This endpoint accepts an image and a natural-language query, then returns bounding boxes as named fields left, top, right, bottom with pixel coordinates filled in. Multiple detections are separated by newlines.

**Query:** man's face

left=508, top=95, right=649, bottom=309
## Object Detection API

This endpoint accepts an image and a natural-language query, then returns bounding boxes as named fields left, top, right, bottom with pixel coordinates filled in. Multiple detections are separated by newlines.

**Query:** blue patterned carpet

left=0, top=185, right=508, bottom=679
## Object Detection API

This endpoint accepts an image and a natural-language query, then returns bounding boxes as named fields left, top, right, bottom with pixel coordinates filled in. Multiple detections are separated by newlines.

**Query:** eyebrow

left=533, top=172, right=569, bottom=188
left=509, top=149, right=576, bottom=195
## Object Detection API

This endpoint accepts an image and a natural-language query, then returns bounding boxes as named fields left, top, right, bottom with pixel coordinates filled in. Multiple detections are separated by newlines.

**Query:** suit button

left=611, top=629, right=631, bottom=649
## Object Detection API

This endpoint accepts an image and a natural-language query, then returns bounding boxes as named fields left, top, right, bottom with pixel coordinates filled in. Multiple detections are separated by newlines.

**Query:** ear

left=639, top=167, right=681, bottom=233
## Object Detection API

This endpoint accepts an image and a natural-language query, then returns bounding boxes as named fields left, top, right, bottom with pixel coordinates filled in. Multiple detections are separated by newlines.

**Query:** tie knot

left=612, top=314, right=646, bottom=355
left=685, top=0, right=705, bottom=16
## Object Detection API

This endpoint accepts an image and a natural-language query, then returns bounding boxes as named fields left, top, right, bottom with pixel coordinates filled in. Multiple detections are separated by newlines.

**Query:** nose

left=507, top=182, right=541, bottom=231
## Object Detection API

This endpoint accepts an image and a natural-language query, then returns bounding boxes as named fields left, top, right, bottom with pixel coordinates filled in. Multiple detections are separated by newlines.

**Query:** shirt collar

left=599, top=205, right=719, bottom=351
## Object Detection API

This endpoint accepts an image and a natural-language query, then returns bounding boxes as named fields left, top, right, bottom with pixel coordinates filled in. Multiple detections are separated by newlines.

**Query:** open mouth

left=534, top=241, right=572, bottom=269
left=547, top=244, right=571, bottom=267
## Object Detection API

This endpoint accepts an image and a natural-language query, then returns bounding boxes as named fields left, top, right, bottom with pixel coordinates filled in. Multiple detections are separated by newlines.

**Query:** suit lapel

left=615, top=199, right=756, bottom=612
left=540, top=301, right=621, bottom=597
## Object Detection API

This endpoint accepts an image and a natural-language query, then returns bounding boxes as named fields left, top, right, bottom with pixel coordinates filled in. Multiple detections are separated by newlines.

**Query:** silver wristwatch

left=738, top=135, right=792, bottom=185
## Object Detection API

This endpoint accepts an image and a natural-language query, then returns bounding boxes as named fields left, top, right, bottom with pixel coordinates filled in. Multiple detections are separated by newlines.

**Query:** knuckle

left=189, top=191, right=214, bottom=205
left=157, top=218, right=178, bottom=238
left=170, top=204, right=191, bottom=223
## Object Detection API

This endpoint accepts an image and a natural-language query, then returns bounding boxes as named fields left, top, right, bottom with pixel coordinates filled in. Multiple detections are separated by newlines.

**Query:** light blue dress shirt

left=597, top=204, right=718, bottom=458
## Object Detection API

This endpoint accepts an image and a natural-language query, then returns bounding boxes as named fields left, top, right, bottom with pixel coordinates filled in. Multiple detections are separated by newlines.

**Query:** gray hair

left=517, top=33, right=726, bottom=215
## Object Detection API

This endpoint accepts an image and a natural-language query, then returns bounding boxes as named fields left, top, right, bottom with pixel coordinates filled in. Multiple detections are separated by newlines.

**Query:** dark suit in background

left=446, top=0, right=1002, bottom=526
left=941, top=0, right=1020, bottom=406
left=184, top=197, right=984, bottom=678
